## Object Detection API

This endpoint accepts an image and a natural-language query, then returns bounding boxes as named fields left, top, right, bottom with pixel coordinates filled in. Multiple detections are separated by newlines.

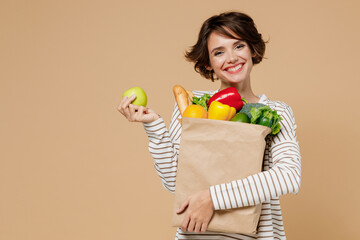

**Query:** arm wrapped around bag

left=172, top=117, right=271, bottom=234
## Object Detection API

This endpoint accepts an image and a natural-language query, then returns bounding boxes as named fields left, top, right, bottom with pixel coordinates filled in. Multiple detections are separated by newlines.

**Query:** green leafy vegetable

left=272, top=123, right=281, bottom=135
left=249, top=105, right=283, bottom=136
left=192, top=94, right=211, bottom=111
left=238, top=103, right=282, bottom=135
left=239, top=103, right=266, bottom=119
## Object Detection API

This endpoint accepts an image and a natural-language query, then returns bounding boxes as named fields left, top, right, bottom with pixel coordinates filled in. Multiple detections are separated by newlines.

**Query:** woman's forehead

left=208, top=31, right=244, bottom=46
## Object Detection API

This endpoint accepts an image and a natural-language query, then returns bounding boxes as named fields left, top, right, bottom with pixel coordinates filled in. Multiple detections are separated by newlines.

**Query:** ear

left=251, top=50, right=257, bottom=58
left=205, top=65, right=213, bottom=71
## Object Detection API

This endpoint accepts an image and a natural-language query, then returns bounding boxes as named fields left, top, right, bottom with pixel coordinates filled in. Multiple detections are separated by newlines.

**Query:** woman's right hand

left=117, top=95, right=160, bottom=123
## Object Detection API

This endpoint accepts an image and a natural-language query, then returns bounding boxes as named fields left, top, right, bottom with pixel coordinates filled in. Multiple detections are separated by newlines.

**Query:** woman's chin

left=220, top=78, right=246, bottom=86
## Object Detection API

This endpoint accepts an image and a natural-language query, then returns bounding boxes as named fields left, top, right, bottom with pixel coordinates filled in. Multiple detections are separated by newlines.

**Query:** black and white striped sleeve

left=143, top=103, right=182, bottom=193
left=209, top=105, right=301, bottom=210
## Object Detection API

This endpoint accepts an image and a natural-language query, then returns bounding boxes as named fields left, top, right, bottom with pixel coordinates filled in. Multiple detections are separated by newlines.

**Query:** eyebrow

left=210, top=40, right=245, bottom=54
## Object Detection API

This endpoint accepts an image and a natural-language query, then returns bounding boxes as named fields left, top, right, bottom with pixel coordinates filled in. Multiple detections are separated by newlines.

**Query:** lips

left=224, top=63, right=244, bottom=73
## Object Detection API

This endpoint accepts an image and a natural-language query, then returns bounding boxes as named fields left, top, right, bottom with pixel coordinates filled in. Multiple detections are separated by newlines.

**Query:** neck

left=219, top=78, right=260, bottom=103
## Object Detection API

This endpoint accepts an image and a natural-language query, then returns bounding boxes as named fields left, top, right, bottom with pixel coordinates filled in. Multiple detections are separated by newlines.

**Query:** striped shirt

left=143, top=90, right=301, bottom=240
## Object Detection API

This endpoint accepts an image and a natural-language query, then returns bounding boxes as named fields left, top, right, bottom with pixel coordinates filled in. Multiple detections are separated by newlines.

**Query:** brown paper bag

left=172, top=117, right=271, bottom=234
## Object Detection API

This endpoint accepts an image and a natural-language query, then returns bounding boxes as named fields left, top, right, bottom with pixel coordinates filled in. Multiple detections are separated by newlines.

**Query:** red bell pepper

left=208, top=87, right=244, bottom=111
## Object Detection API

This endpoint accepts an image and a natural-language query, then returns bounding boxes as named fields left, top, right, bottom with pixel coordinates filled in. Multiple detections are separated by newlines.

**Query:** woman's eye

left=235, top=44, right=245, bottom=50
left=214, top=51, right=223, bottom=56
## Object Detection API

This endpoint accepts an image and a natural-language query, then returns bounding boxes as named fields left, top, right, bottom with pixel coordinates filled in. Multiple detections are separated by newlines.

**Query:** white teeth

left=227, top=64, right=243, bottom=72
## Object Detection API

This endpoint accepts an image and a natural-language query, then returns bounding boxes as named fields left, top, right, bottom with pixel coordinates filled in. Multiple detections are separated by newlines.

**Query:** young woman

left=118, top=11, right=301, bottom=240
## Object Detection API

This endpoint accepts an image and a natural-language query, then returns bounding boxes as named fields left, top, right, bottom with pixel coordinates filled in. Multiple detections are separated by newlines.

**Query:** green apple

left=122, top=86, right=147, bottom=107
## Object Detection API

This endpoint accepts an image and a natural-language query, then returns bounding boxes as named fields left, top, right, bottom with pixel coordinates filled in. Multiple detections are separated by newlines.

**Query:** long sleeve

left=143, top=103, right=182, bottom=193
left=209, top=104, right=301, bottom=210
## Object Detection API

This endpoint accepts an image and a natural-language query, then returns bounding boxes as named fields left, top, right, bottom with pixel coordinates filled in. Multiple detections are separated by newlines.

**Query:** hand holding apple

left=122, top=86, right=147, bottom=107
left=118, top=87, right=160, bottom=123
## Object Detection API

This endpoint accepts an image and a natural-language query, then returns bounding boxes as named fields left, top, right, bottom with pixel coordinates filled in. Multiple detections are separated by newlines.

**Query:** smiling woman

left=118, top=11, right=301, bottom=240
left=206, top=33, right=255, bottom=91
left=185, top=12, right=266, bottom=82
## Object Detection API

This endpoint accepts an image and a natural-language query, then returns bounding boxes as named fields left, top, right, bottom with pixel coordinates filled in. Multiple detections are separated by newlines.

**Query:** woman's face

left=206, top=31, right=254, bottom=87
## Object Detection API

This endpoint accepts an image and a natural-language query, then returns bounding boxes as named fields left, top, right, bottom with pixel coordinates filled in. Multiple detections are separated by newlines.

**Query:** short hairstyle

left=185, top=12, right=266, bottom=81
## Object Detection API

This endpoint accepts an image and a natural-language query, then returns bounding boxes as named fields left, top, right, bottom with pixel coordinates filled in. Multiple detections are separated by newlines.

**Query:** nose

left=226, top=51, right=238, bottom=63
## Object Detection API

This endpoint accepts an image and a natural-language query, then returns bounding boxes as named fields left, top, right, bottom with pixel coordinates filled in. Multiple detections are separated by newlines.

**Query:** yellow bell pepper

left=208, top=101, right=236, bottom=121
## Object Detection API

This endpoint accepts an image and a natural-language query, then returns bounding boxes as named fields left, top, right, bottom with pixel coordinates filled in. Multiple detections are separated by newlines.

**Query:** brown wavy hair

left=185, top=12, right=267, bottom=81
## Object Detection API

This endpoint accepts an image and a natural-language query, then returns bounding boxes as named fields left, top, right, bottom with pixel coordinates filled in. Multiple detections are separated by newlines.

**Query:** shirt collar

left=257, top=94, right=269, bottom=104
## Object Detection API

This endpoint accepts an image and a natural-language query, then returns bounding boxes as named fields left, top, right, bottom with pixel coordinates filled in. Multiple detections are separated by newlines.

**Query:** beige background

left=1, top=0, right=359, bottom=239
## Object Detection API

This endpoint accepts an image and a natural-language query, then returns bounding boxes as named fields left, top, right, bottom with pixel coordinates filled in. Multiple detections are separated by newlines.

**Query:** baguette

left=173, top=85, right=189, bottom=115
left=186, top=90, right=194, bottom=104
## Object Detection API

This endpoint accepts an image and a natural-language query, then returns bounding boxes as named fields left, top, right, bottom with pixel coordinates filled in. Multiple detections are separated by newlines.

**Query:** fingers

left=176, top=190, right=215, bottom=233
left=117, top=95, right=136, bottom=115
left=187, top=218, right=196, bottom=232
left=187, top=218, right=204, bottom=232
left=180, top=217, right=208, bottom=233
left=200, top=222, right=208, bottom=232
left=118, top=95, right=145, bottom=122
left=194, top=222, right=202, bottom=233
left=118, top=94, right=161, bottom=123
left=178, top=197, right=208, bottom=233
left=122, top=95, right=136, bottom=110
left=128, top=104, right=137, bottom=121
left=128, top=105, right=147, bottom=122
left=180, top=214, right=190, bottom=232
left=133, top=105, right=146, bottom=120
left=176, top=198, right=189, bottom=214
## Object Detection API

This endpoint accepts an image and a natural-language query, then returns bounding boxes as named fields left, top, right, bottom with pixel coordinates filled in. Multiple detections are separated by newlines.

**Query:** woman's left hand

left=176, top=189, right=214, bottom=232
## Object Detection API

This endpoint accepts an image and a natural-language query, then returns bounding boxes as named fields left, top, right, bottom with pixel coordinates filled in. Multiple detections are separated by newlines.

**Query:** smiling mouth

left=225, top=63, right=244, bottom=73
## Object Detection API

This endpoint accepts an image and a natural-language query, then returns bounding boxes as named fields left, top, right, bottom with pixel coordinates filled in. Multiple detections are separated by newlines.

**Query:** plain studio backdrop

left=1, top=0, right=359, bottom=239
